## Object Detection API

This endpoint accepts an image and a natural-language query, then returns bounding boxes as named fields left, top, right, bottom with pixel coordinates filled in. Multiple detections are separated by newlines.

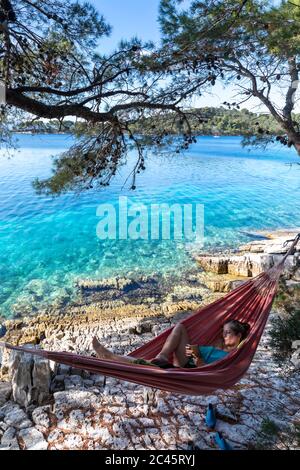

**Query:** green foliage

left=16, top=106, right=294, bottom=139
left=132, top=106, right=291, bottom=137
left=254, top=418, right=300, bottom=450
left=269, top=284, right=300, bottom=363
left=158, top=0, right=300, bottom=154
left=14, top=119, right=76, bottom=133
left=269, top=310, right=300, bottom=359
left=2, top=0, right=300, bottom=194
left=1, top=1, right=200, bottom=193
left=261, top=418, right=280, bottom=437
left=254, top=419, right=284, bottom=449
left=159, top=0, right=300, bottom=58
left=33, top=129, right=128, bottom=195
left=0, top=1, right=112, bottom=95
left=263, top=1, right=300, bottom=56
left=159, top=0, right=180, bottom=37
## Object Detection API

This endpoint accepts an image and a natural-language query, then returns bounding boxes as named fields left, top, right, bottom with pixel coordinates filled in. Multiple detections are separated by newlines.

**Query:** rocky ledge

left=193, top=228, right=300, bottom=292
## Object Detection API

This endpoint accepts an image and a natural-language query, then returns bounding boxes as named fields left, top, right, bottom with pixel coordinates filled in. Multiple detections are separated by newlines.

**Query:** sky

left=89, top=1, right=298, bottom=114
left=91, top=0, right=162, bottom=52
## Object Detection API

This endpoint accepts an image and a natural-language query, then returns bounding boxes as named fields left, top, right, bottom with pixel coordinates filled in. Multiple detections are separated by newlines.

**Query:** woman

left=92, top=319, right=250, bottom=368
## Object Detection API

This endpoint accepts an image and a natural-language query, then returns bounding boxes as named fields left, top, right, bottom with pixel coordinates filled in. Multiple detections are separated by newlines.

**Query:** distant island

left=13, top=107, right=297, bottom=136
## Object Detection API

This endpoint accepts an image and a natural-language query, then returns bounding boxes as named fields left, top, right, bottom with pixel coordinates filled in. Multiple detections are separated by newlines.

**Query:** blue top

left=198, top=346, right=229, bottom=364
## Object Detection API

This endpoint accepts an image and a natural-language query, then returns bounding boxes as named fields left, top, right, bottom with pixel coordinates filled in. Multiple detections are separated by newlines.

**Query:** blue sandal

left=214, top=432, right=233, bottom=450
left=205, top=403, right=217, bottom=429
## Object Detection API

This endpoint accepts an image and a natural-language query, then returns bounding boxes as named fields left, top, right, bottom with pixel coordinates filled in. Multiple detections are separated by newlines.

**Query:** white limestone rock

left=0, top=426, right=20, bottom=450
left=4, top=405, right=32, bottom=429
left=18, top=427, right=48, bottom=450
left=47, top=428, right=64, bottom=443
left=9, top=348, right=51, bottom=409
left=32, top=405, right=51, bottom=429
left=59, top=433, right=84, bottom=450
left=54, top=390, right=99, bottom=410
left=290, top=348, right=300, bottom=369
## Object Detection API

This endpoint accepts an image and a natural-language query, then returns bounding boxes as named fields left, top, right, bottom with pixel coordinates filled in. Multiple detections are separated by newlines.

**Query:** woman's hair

left=223, top=320, right=250, bottom=340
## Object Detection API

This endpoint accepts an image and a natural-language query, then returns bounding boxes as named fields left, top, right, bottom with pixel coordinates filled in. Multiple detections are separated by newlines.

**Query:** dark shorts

left=133, top=358, right=197, bottom=369
left=133, top=346, right=228, bottom=369
left=184, top=357, right=197, bottom=368
left=133, top=358, right=175, bottom=369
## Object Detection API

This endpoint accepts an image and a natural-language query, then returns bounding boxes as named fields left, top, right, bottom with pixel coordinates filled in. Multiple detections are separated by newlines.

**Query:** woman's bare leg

left=154, top=323, right=190, bottom=367
left=92, top=337, right=136, bottom=364
left=93, top=323, right=191, bottom=367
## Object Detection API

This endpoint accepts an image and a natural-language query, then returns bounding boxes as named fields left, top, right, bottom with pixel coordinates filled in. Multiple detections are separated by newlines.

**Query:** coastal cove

left=0, top=231, right=299, bottom=450
left=2, top=0, right=300, bottom=454
left=0, top=131, right=300, bottom=450
left=0, top=134, right=300, bottom=318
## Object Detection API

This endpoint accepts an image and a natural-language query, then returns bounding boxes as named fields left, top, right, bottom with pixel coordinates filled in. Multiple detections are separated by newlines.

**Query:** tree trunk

left=285, top=129, right=300, bottom=156
left=294, top=142, right=300, bottom=156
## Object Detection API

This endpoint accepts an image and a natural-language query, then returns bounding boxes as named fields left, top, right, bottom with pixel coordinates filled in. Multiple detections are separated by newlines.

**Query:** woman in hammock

left=92, top=319, right=250, bottom=369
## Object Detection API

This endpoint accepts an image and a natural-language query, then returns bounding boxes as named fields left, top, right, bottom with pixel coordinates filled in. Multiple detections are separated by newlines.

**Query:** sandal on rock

left=214, top=432, right=233, bottom=450
left=205, top=403, right=217, bottom=429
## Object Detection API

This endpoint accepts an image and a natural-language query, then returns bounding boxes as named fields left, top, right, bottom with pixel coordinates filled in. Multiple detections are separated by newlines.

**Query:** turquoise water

left=1, top=134, right=300, bottom=317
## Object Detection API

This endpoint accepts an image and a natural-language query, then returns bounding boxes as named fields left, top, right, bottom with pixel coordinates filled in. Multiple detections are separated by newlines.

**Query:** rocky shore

left=193, top=228, right=300, bottom=292
left=0, top=229, right=300, bottom=450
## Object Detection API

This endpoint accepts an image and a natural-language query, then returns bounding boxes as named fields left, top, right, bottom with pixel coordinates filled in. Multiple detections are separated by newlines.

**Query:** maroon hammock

left=1, top=234, right=299, bottom=396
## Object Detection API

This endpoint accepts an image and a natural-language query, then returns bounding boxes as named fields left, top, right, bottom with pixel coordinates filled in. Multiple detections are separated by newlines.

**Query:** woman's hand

left=185, top=344, right=199, bottom=358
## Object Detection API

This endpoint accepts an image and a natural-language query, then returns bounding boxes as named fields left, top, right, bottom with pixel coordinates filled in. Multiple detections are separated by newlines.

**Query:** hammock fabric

left=1, top=234, right=299, bottom=396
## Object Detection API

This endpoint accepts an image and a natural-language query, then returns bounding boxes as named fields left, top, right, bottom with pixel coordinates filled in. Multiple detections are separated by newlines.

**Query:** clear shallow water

left=1, top=134, right=300, bottom=318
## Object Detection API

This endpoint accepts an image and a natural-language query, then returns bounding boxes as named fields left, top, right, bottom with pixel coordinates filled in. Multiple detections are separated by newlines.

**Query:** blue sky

left=91, top=0, right=162, bottom=52
left=89, top=1, right=298, bottom=113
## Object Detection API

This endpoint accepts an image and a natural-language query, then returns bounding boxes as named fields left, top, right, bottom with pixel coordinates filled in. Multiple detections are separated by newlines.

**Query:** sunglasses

left=223, top=330, right=235, bottom=337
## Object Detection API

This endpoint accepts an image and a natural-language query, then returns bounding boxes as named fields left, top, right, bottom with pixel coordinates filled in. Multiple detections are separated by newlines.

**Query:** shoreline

left=1, top=226, right=299, bottom=323
left=11, top=132, right=274, bottom=137
left=1, top=227, right=300, bottom=347
left=0, top=227, right=299, bottom=450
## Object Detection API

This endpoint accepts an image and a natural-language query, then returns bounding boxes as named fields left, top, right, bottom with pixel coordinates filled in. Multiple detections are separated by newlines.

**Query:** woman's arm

left=185, top=344, right=204, bottom=366
left=186, top=344, right=199, bottom=358
left=194, top=355, right=204, bottom=367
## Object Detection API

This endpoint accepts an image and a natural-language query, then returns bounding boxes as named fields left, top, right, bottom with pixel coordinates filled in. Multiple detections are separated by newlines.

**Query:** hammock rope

left=1, top=233, right=299, bottom=396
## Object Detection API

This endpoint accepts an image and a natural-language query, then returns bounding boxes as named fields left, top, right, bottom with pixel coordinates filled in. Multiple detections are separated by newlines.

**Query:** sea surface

left=1, top=134, right=300, bottom=317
